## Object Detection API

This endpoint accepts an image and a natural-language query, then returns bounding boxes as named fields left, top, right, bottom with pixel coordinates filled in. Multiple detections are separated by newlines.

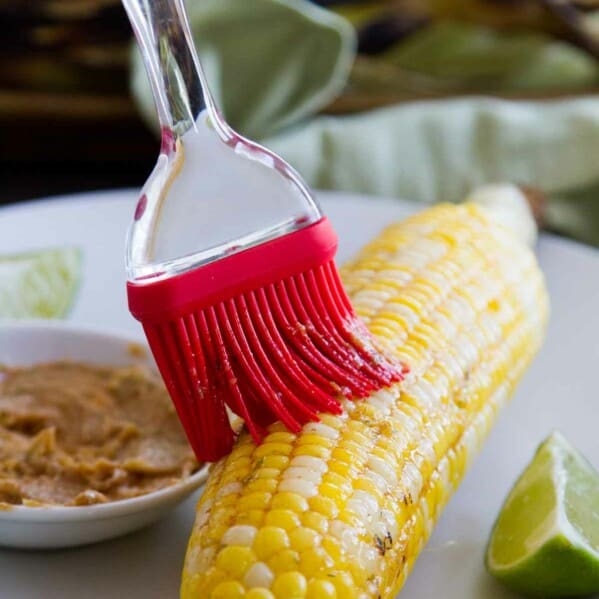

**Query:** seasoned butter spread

left=0, top=362, right=200, bottom=506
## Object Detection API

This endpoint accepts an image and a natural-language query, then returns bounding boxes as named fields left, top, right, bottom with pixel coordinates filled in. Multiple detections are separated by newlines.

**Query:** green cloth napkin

left=131, top=0, right=356, bottom=140
left=131, top=0, right=599, bottom=246
left=266, top=96, right=599, bottom=246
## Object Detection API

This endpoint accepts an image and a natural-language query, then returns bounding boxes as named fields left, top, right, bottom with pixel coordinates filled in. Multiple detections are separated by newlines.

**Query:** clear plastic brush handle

left=122, top=0, right=323, bottom=282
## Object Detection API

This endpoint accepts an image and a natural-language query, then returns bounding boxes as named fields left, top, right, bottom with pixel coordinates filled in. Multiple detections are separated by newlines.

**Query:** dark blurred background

left=1, top=0, right=598, bottom=205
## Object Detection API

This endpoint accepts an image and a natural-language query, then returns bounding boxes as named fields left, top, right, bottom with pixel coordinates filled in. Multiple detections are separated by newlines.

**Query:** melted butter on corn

left=182, top=203, right=548, bottom=599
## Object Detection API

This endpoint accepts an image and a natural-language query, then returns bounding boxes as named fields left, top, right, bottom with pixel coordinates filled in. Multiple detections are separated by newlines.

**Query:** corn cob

left=181, top=197, right=549, bottom=599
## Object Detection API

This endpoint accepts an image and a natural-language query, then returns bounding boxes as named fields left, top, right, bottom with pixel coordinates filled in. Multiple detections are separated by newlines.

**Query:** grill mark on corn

left=182, top=204, right=548, bottom=599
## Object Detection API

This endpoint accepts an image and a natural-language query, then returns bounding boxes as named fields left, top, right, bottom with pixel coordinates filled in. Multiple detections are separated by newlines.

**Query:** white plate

left=0, top=189, right=598, bottom=597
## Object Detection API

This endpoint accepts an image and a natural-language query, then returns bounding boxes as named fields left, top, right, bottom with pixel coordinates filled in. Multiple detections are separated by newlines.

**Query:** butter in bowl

left=0, top=321, right=209, bottom=549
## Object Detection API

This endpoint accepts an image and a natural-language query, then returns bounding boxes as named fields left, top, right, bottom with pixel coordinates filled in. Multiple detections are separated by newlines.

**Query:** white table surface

left=0, top=190, right=598, bottom=599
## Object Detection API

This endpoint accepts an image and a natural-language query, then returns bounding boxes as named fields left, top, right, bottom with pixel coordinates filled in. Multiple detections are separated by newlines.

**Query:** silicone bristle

left=144, top=261, right=406, bottom=462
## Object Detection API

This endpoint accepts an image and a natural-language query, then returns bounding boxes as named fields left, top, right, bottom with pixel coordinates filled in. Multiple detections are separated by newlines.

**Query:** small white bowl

left=0, top=320, right=209, bottom=550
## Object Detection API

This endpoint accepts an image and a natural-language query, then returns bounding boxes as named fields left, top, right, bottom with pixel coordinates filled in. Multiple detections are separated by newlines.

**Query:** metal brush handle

left=122, top=0, right=322, bottom=282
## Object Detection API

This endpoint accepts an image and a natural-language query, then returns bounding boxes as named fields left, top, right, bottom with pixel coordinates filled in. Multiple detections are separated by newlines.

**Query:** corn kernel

left=306, top=579, right=337, bottom=599
left=215, top=545, right=256, bottom=578
left=222, top=525, right=257, bottom=547
left=238, top=492, right=272, bottom=511
left=329, top=571, right=357, bottom=599
left=260, top=455, right=290, bottom=470
left=268, top=549, right=300, bottom=574
left=309, top=496, right=339, bottom=519
left=271, top=492, right=309, bottom=513
left=254, top=468, right=284, bottom=480
left=244, top=562, right=274, bottom=589
left=253, top=527, right=290, bottom=560
left=212, top=581, right=245, bottom=599
left=264, top=432, right=297, bottom=444
left=321, top=538, right=342, bottom=562
left=255, top=442, right=293, bottom=458
left=236, top=509, right=265, bottom=527
left=246, top=590, right=275, bottom=599
left=265, top=509, right=301, bottom=531
left=301, top=511, right=329, bottom=534
left=272, top=572, right=307, bottom=598
left=246, top=479, right=279, bottom=494
left=289, top=527, right=320, bottom=552
left=299, top=547, right=334, bottom=577
left=293, top=445, right=331, bottom=459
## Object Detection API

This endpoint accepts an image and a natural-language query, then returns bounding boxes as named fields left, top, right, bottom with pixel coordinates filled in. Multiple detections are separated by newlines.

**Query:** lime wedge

left=486, top=431, right=599, bottom=598
left=0, top=247, right=82, bottom=319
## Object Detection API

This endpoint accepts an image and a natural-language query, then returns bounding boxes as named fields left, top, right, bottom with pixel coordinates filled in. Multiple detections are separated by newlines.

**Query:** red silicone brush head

left=128, top=218, right=405, bottom=462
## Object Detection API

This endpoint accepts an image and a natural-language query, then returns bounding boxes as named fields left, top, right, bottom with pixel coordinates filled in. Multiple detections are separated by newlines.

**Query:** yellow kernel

left=294, top=445, right=330, bottom=459
left=267, top=421, right=289, bottom=433
left=329, top=571, right=357, bottom=599
left=198, top=567, right=226, bottom=595
left=236, top=509, right=265, bottom=527
left=254, top=468, right=284, bottom=480
left=227, top=455, right=252, bottom=470
left=338, top=440, right=364, bottom=457
left=352, top=478, right=383, bottom=501
left=255, top=442, right=293, bottom=458
left=260, top=455, right=290, bottom=469
left=271, top=492, right=309, bottom=512
left=301, top=511, right=329, bottom=534
left=306, top=579, right=337, bottom=599
left=337, top=510, right=363, bottom=529
left=272, top=572, right=307, bottom=598
left=309, top=496, right=339, bottom=519
left=299, top=547, right=334, bottom=577
left=212, top=581, right=245, bottom=599
left=321, top=538, right=342, bottom=562
left=331, top=448, right=353, bottom=464
left=327, top=462, right=353, bottom=478
left=246, top=590, right=275, bottom=599
left=319, top=483, right=349, bottom=502
left=238, top=492, right=272, bottom=511
left=343, top=429, right=370, bottom=445
left=264, top=431, right=297, bottom=444
left=221, top=469, right=251, bottom=486
left=215, top=545, right=256, bottom=578
left=246, top=479, right=279, bottom=494
left=322, top=473, right=353, bottom=493
left=253, top=527, right=290, bottom=560
left=268, top=549, right=300, bottom=574
left=265, top=509, right=301, bottom=531
left=289, top=527, right=320, bottom=552
left=297, top=434, right=334, bottom=448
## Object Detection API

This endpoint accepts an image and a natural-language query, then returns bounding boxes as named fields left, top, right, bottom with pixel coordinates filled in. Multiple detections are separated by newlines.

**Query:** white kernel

left=244, top=562, right=274, bottom=589
left=216, top=482, right=243, bottom=499
left=330, top=520, right=359, bottom=552
left=222, top=525, right=257, bottom=546
left=303, top=422, right=339, bottom=439
left=402, top=461, right=424, bottom=499
left=278, top=478, right=317, bottom=497
left=348, top=490, right=379, bottom=521
left=367, top=456, right=397, bottom=487
left=364, top=470, right=389, bottom=495
left=356, top=542, right=379, bottom=576
left=290, top=455, right=328, bottom=473
left=282, top=467, right=322, bottom=484
left=186, top=545, right=215, bottom=574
